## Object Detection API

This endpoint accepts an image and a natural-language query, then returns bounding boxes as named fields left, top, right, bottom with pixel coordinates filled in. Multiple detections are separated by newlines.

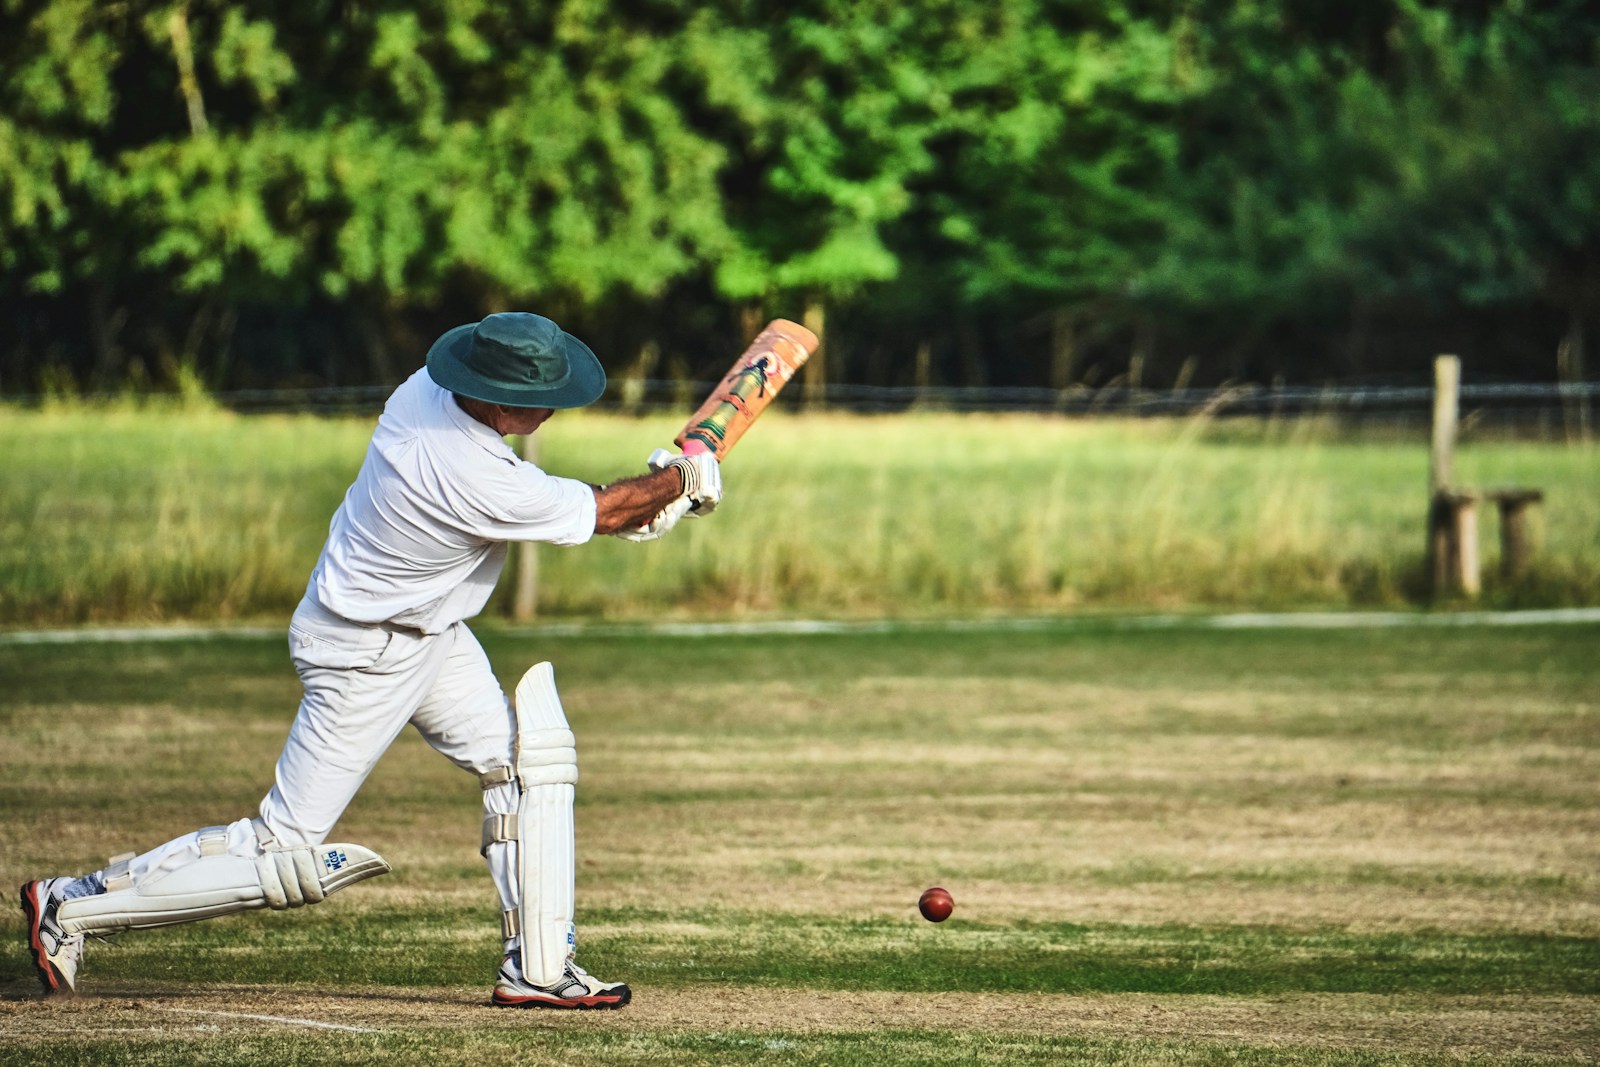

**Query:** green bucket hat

left=425, top=312, right=606, bottom=409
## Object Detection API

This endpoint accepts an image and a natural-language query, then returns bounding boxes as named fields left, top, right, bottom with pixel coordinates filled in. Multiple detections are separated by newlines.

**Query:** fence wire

left=201, top=379, right=1597, bottom=433
left=12, top=379, right=1597, bottom=436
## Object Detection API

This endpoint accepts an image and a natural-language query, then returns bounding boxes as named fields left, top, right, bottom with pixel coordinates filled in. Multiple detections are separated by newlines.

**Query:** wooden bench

left=1426, top=357, right=1544, bottom=598
left=1428, top=487, right=1544, bottom=596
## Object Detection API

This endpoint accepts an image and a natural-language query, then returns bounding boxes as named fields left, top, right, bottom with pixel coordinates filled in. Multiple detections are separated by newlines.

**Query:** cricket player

left=21, top=312, right=720, bottom=1009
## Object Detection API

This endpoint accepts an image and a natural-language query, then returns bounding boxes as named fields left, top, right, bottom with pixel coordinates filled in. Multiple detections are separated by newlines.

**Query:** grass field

left=3, top=403, right=1597, bottom=626
left=1, top=620, right=1596, bottom=1064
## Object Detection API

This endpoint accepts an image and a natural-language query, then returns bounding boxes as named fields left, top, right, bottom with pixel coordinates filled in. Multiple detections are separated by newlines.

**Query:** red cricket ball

left=918, top=886, right=954, bottom=922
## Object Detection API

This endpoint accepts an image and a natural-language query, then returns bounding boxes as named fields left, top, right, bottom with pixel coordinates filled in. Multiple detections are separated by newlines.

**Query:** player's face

left=498, top=406, right=555, bottom=436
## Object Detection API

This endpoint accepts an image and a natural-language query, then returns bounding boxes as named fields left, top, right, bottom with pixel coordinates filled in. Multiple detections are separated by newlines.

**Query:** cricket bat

left=675, top=319, right=819, bottom=458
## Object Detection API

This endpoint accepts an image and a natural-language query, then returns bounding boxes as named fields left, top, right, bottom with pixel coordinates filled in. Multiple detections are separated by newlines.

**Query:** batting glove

left=647, top=448, right=721, bottom=516
left=612, top=495, right=693, bottom=543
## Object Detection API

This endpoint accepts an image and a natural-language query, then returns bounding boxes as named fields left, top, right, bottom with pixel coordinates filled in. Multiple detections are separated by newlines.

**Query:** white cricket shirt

left=308, top=368, right=596, bottom=633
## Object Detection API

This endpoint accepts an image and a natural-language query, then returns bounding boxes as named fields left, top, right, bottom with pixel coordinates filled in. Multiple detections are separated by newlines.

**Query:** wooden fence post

left=1427, top=355, right=1467, bottom=597
left=512, top=433, right=539, bottom=620
left=1488, top=489, right=1544, bottom=579
left=1429, top=355, right=1458, bottom=496
left=1452, top=494, right=1481, bottom=597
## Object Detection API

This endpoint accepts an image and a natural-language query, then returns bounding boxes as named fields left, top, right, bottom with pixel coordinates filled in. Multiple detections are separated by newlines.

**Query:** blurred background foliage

left=2, top=0, right=1597, bottom=394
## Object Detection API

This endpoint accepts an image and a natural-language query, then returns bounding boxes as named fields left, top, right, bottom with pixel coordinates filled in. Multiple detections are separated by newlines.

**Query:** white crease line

left=150, top=1006, right=384, bottom=1034
left=0, top=625, right=281, bottom=645
left=505, top=609, right=1600, bottom=635
left=1202, top=608, right=1600, bottom=629
left=2, top=608, right=1599, bottom=646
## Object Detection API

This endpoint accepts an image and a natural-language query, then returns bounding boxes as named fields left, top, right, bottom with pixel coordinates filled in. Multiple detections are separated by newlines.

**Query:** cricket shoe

left=492, top=954, right=631, bottom=1010
left=20, top=878, right=84, bottom=996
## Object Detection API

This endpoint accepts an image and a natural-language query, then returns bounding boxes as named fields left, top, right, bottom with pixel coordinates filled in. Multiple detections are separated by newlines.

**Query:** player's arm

left=591, top=453, right=719, bottom=535
left=591, top=468, right=683, bottom=535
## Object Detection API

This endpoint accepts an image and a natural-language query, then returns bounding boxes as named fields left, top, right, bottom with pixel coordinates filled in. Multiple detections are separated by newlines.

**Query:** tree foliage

left=0, top=0, right=1595, bottom=392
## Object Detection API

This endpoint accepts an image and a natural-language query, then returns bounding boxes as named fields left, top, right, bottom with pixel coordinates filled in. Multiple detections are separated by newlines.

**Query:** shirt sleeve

left=471, top=461, right=597, bottom=546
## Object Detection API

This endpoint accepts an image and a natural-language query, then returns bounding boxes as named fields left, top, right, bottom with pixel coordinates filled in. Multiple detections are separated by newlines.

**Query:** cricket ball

left=918, top=886, right=954, bottom=922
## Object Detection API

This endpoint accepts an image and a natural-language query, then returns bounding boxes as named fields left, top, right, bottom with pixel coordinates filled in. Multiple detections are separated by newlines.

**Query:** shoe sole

left=19, top=882, right=67, bottom=996
left=491, top=988, right=631, bottom=1010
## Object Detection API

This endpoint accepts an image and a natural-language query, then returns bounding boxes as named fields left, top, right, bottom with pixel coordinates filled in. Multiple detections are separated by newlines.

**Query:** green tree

left=0, top=0, right=121, bottom=385
left=896, top=1, right=1194, bottom=387
left=122, top=2, right=732, bottom=318
left=1134, top=0, right=1600, bottom=379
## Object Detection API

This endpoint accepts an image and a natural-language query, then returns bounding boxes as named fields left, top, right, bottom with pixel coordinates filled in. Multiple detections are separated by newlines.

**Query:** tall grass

left=2, top=401, right=1595, bottom=625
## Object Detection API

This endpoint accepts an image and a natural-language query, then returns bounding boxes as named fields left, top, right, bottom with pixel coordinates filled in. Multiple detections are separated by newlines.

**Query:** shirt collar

left=433, top=377, right=519, bottom=460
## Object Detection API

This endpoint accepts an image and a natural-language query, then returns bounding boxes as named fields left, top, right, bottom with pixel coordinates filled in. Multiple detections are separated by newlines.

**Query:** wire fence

left=203, top=378, right=1598, bottom=434
left=12, top=379, right=1598, bottom=437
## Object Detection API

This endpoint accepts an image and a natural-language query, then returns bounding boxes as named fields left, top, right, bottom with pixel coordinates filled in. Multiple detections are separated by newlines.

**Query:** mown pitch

left=1, top=620, right=1596, bottom=1065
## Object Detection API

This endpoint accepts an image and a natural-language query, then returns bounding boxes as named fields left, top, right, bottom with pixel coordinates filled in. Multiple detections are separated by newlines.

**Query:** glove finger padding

left=646, top=447, right=721, bottom=516
left=668, top=452, right=722, bottom=515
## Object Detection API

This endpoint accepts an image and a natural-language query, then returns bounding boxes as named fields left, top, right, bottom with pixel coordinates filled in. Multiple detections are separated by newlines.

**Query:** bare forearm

left=592, top=468, right=684, bottom=534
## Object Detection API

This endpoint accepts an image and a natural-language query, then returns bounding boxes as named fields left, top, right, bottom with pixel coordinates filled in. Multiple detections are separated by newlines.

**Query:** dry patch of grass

left=563, top=670, right=1599, bottom=937
left=0, top=987, right=1594, bottom=1061
left=1, top=626, right=1594, bottom=1063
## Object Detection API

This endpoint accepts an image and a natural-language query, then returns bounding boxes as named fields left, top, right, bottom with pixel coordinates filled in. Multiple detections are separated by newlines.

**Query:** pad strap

left=197, top=825, right=229, bottom=857
left=481, top=813, right=518, bottom=856
left=479, top=766, right=516, bottom=790
left=104, top=852, right=136, bottom=893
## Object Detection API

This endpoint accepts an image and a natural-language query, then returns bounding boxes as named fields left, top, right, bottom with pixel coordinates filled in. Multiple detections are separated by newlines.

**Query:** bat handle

left=679, top=438, right=715, bottom=458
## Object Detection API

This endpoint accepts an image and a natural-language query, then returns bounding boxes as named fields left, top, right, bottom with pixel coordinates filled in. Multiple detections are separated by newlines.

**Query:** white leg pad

left=56, top=830, right=390, bottom=938
left=498, top=662, right=579, bottom=987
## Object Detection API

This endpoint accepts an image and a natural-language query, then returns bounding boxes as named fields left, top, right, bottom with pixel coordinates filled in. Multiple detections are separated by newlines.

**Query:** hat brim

left=424, top=323, right=607, bottom=409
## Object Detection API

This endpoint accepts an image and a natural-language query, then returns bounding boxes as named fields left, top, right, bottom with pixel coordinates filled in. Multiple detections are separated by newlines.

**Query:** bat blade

left=675, top=319, right=818, bottom=458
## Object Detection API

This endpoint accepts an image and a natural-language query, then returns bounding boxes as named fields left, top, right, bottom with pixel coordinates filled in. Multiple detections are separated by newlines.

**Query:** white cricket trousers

left=113, top=593, right=523, bottom=927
